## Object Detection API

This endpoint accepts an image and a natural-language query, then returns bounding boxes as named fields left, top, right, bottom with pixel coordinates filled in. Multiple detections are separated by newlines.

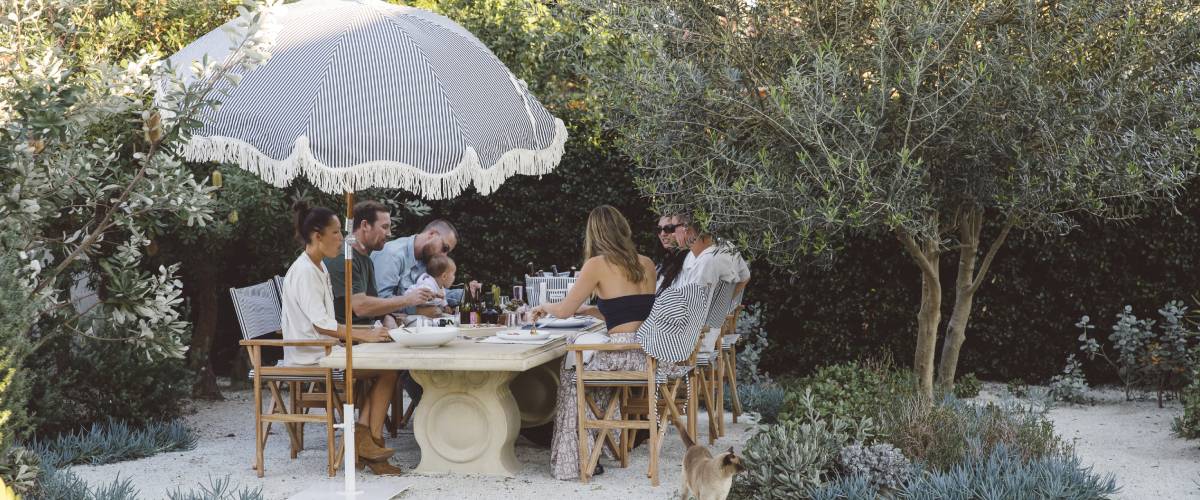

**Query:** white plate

left=388, top=326, right=459, bottom=348
left=497, top=330, right=551, bottom=341
left=537, top=317, right=591, bottom=329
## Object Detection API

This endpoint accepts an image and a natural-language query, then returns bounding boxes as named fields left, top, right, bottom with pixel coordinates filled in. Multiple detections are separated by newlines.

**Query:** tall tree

left=582, top=0, right=1200, bottom=396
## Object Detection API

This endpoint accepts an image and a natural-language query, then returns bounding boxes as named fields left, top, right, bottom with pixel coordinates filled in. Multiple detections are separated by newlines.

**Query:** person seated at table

left=655, top=214, right=687, bottom=294
left=528, top=205, right=657, bottom=481
left=281, top=201, right=403, bottom=476
left=402, top=254, right=455, bottom=317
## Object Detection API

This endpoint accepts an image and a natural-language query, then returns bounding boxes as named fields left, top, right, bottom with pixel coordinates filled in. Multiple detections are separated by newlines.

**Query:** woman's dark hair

left=292, top=200, right=338, bottom=245
left=656, top=247, right=687, bottom=295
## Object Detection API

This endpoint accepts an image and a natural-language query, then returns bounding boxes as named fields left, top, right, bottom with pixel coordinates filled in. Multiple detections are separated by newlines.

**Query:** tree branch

left=896, top=228, right=938, bottom=277
left=969, top=217, right=1015, bottom=294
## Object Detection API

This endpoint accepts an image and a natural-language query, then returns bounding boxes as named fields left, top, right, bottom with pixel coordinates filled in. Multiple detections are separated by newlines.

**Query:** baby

left=404, top=254, right=455, bottom=314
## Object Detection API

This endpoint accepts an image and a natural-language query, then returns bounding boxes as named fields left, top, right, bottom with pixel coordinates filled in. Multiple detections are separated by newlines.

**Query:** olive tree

left=582, top=0, right=1200, bottom=396
left=0, top=0, right=275, bottom=441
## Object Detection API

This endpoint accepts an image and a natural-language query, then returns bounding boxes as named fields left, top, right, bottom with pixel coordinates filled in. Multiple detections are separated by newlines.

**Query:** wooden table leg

left=409, top=369, right=521, bottom=476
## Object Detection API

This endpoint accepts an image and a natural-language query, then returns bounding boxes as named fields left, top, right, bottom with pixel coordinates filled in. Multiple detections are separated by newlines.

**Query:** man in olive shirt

left=326, top=201, right=436, bottom=327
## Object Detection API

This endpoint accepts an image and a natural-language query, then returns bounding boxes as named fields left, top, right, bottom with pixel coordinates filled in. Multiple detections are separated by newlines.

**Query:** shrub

left=25, top=326, right=195, bottom=437
left=738, top=382, right=786, bottom=424
left=881, top=395, right=1066, bottom=471
left=1172, top=376, right=1200, bottom=440
left=806, top=475, right=878, bottom=500
left=1007, top=378, right=1030, bottom=399
left=898, top=444, right=1118, bottom=499
left=0, top=445, right=39, bottom=497
left=32, top=419, right=195, bottom=468
left=166, top=476, right=263, bottom=500
left=1075, top=302, right=1199, bottom=405
left=734, top=305, right=771, bottom=386
left=1049, top=355, right=1091, bottom=404
left=737, top=390, right=873, bottom=500
left=952, top=373, right=982, bottom=399
left=779, top=360, right=910, bottom=425
left=836, top=442, right=912, bottom=491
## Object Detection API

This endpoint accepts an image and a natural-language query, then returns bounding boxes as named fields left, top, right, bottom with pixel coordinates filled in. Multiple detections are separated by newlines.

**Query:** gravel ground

left=978, top=383, right=1200, bottom=500
left=69, top=384, right=753, bottom=499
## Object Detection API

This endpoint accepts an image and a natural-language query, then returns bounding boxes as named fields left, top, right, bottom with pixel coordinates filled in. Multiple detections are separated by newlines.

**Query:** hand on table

left=356, top=326, right=391, bottom=343
left=529, top=305, right=549, bottom=323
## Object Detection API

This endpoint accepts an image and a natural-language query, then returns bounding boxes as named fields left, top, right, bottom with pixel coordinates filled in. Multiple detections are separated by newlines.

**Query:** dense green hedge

left=751, top=184, right=1200, bottom=383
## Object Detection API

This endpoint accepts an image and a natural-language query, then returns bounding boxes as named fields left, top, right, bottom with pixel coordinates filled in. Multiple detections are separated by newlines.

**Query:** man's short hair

left=423, top=219, right=457, bottom=239
left=353, top=200, right=389, bottom=230
left=426, top=254, right=454, bottom=277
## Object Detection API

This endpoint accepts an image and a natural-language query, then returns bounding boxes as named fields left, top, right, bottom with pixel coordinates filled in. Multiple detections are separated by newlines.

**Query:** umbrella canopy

left=168, top=0, right=566, bottom=199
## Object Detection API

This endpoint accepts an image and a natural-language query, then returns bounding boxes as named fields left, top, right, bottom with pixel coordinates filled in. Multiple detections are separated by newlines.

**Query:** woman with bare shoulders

left=529, top=205, right=658, bottom=480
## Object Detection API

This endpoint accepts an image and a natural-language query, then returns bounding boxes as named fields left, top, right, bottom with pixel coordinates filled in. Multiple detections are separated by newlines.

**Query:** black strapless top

left=595, top=294, right=655, bottom=331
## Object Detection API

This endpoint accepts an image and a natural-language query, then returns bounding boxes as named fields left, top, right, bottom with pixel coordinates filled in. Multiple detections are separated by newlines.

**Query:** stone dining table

left=319, top=334, right=572, bottom=476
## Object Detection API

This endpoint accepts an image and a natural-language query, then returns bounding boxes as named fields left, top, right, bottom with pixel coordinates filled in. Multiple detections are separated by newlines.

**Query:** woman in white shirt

left=281, top=201, right=402, bottom=476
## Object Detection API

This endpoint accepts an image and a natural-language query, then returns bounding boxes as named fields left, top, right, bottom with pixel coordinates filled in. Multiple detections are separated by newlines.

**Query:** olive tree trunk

left=937, top=209, right=1014, bottom=388
left=898, top=218, right=943, bottom=399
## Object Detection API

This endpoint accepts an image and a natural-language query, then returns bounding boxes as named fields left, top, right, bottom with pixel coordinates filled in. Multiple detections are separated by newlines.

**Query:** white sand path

left=69, top=386, right=752, bottom=499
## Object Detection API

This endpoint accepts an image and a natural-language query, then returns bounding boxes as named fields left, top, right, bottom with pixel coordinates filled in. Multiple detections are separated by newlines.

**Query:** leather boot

left=354, top=424, right=394, bottom=462
left=365, top=459, right=404, bottom=476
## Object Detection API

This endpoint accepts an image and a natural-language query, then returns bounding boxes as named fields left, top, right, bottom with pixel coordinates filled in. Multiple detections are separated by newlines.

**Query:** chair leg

left=688, top=373, right=698, bottom=442
left=387, top=374, right=403, bottom=437
left=716, top=351, right=726, bottom=438
left=326, top=375, right=335, bottom=477
left=700, top=366, right=717, bottom=444
left=252, top=354, right=265, bottom=478
left=727, top=347, right=742, bottom=423
left=575, top=363, right=590, bottom=483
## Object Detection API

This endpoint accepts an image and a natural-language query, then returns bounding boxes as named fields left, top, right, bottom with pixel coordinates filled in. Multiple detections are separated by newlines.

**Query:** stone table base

left=409, top=369, right=521, bottom=476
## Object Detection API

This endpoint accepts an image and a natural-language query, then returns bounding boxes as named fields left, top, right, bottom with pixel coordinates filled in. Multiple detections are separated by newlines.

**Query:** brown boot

left=365, top=459, right=404, bottom=476
left=357, top=423, right=389, bottom=450
left=354, top=425, right=394, bottom=462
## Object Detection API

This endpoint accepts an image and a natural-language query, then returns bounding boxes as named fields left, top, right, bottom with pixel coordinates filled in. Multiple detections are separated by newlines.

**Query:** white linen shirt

left=675, top=241, right=750, bottom=289
left=281, top=253, right=340, bottom=366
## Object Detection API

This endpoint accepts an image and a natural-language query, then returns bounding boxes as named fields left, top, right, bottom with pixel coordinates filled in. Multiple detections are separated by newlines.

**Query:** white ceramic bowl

left=388, top=326, right=459, bottom=348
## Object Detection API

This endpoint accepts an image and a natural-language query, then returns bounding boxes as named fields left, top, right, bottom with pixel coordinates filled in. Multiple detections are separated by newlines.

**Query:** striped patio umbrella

left=164, top=0, right=566, bottom=492
left=167, top=0, right=566, bottom=199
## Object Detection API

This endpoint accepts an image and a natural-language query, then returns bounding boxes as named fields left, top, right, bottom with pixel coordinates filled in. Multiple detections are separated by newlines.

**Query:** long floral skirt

left=549, top=332, right=646, bottom=480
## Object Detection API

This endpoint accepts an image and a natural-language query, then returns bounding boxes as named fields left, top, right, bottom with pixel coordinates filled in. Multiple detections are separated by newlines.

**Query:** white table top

left=318, top=336, right=569, bottom=371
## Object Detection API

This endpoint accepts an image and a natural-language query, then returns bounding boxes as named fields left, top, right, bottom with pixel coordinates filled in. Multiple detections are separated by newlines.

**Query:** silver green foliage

left=837, top=442, right=912, bottom=491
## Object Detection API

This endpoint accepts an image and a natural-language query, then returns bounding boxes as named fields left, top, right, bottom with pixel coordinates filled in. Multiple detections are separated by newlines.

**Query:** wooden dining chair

left=721, top=303, right=746, bottom=424
left=571, top=284, right=710, bottom=486
left=692, top=280, right=739, bottom=443
left=231, top=280, right=342, bottom=477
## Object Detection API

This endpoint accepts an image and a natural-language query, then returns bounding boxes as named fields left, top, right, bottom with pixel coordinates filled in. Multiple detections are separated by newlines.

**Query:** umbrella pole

left=342, top=191, right=357, bottom=495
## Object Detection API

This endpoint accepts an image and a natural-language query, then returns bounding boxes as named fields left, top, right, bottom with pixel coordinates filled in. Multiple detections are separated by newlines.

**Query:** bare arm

left=533, top=258, right=601, bottom=321
left=350, top=288, right=436, bottom=317
left=314, top=323, right=390, bottom=343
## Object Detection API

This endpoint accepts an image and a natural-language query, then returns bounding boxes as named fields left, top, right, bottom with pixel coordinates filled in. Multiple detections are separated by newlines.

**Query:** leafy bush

left=33, top=419, right=195, bottom=468
left=1007, top=378, right=1030, bottom=399
left=0, top=445, right=39, bottom=497
left=1173, top=376, right=1200, bottom=440
left=806, top=475, right=878, bottom=500
left=1075, top=302, right=1199, bottom=405
left=779, top=360, right=910, bottom=425
left=738, top=382, right=786, bottom=424
left=737, top=390, right=873, bottom=500
left=881, top=395, right=1066, bottom=472
left=734, top=306, right=771, bottom=386
left=836, top=442, right=912, bottom=491
left=952, top=373, right=982, bottom=399
left=25, top=326, right=195, bottom=437
left=1050, top=355, right=1091, bottom=404
left=898, top=444, right=1118, bottom=499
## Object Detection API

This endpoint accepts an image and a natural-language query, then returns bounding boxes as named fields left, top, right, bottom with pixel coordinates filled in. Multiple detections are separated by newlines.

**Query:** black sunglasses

left=657, top=223, right=683, bottom=233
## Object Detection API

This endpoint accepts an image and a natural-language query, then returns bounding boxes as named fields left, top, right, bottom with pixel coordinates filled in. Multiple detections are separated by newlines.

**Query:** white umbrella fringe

left=180, top=117, right=566, bottom=199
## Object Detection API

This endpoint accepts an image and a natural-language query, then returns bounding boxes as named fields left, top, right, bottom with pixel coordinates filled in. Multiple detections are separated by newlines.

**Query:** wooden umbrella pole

left=344, top=190, right=354, bottom=404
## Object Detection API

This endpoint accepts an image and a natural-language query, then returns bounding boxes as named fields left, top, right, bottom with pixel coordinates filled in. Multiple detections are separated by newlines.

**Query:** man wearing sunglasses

left=372, top=218, right=463, bottom=317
